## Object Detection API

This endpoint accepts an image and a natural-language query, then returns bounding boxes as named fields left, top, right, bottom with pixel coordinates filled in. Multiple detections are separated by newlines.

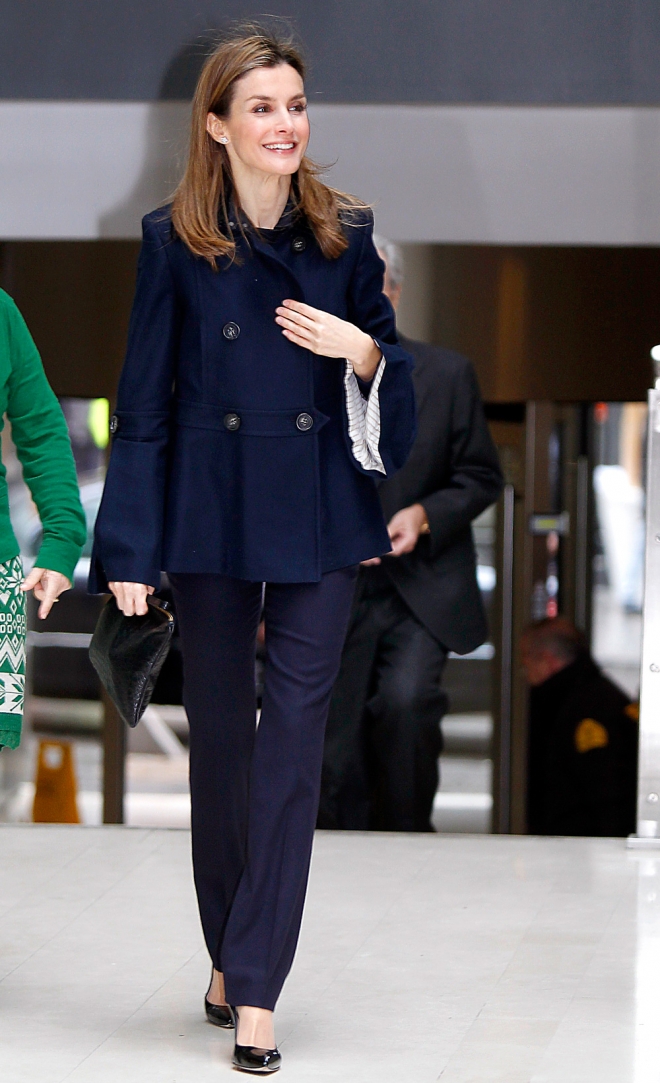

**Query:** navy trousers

left=169, top=568, right=357, bottom=1010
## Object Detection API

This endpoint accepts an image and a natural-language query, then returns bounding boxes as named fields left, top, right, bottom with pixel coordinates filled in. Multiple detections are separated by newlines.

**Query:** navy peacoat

left=90, top=205, right=416, bottom=590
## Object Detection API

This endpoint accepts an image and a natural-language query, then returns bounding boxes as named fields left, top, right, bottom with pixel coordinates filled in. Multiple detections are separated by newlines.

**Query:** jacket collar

left=258, top=197, right=300, bottom=234
left=225, top=192, right=301, bottom=237
left=218, top=183, right=307, bottom=298
left=237, top=198, right=307, bottom=300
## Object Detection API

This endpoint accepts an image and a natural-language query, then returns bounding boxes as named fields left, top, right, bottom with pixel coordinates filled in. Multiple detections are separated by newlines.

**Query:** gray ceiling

left=3, top=1, right=660, bottom=103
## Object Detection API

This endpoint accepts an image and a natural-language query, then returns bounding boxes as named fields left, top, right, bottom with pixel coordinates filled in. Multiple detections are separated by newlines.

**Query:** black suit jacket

left=373, top=335, right=503, bottom=653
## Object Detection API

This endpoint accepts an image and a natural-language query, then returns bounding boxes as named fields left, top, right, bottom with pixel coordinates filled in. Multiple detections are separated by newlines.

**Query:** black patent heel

left=232, top=1006, right=282, bottom=1074
left=204, top=969, right=235, bottom=1029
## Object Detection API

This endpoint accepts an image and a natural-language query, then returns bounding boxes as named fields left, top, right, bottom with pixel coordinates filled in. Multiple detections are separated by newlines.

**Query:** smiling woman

left=207, top=65, right=309, bottom=185
left=171, top=29, right=364, bottom=264
left=89, top=23, right=416, bottom=1073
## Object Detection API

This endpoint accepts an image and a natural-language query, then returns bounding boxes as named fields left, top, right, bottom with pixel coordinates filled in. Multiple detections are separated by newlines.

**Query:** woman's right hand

left=108, top=582, right=154, bottom=616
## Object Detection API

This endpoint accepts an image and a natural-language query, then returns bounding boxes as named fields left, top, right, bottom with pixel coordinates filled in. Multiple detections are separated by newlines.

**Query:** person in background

left=522, top=616, right=638, bottom=836
left=318, top=237, right=503, bottom=832
left=0, top=291, right=87, bottom=752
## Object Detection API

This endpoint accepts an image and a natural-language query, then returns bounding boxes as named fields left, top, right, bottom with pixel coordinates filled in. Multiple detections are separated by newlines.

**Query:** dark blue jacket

left=90, top=204, right=416, bottom=589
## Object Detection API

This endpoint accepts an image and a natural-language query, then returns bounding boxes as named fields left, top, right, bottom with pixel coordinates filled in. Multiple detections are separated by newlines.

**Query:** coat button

left=109, top=414, right=119, bottom=434
left=296, top=412, right=314, bottom=432
left=224, top=412, right=241, bottom=432
left=223, top=321, right=240, bottom=340
left=292, top=236, right=306, bottom=253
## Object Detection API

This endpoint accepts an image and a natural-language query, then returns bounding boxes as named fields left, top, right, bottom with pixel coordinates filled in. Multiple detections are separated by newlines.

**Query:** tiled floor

left=1, top=825, right=659, bottom=1082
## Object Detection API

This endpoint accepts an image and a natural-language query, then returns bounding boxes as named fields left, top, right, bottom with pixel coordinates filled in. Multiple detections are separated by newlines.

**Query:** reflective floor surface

left=1, top=826, right=658, bottom=1082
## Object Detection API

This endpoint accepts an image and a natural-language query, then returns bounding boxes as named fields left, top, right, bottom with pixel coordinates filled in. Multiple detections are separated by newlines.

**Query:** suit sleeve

left=344, top=213, right=416, bottom=477
left=90, top=217, right=180, bottom=591
left=422, top=362, right=503, bottom=554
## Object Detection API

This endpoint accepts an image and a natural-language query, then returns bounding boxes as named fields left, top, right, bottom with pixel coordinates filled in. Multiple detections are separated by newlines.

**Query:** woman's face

left=208, top=64, right=309, bottom=179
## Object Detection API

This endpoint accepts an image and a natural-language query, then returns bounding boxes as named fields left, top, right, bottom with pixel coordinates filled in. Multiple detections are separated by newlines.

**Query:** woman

left=0, top=291, right=86, bottom=751
left=91, top=27, right=415, bottom=1073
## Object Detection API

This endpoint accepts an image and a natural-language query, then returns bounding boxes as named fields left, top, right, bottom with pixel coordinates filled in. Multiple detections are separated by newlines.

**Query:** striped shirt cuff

left=343, top=356, right=386, bottom=474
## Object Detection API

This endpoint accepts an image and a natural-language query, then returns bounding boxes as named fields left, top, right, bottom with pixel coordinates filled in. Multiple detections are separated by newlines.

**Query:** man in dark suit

left=318, top=237, right=503, bottom=831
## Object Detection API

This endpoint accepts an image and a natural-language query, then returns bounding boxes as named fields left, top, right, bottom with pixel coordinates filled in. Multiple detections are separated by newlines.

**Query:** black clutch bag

left=89, top=596, right=175, bottom=728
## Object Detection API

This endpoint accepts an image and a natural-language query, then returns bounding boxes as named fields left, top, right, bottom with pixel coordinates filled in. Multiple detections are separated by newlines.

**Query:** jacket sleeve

left=421, top=362, right=504, bottom=555
left=344, top=213, right=416, bottom=477
left=90, top=216, right=180, bottom=591
left=6, top=302, right=87, bottom=581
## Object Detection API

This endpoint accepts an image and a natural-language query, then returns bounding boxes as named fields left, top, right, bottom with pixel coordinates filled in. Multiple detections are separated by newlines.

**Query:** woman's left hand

left=21, top=567, right=72, bottom=619
left=275, top=300, right=381, bottom=381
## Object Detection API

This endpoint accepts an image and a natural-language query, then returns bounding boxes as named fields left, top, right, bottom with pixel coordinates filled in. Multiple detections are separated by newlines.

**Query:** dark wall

left=0, top=242, right=139, bottom=399
left=431, top=246, right=658, bottom=402
left=1, top=241, right=655, bottom=404
left=3, top=1, right=660, bottom=104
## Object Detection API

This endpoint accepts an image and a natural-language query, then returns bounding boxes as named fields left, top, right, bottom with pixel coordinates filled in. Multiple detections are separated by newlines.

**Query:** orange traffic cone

left=32, top=741, right=80, bottom=823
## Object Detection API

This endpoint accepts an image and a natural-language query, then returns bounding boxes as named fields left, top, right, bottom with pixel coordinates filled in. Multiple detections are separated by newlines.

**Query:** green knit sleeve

left=5, top=300, right=87, bottom=582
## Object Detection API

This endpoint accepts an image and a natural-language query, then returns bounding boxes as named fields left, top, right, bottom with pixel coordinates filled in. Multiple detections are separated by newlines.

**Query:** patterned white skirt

left=0, top=556, right=27, bottom=750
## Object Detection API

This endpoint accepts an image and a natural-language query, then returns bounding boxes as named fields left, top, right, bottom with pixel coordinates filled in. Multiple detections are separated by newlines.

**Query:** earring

left=219, top=137, right=229, bottom=145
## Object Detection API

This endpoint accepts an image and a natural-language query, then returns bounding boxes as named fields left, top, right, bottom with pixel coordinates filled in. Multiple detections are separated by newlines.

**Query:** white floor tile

left=0, top=827, right=656, bottom=1082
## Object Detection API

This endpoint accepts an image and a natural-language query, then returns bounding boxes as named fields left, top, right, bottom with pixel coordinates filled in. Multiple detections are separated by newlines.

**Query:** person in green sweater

left=0, top=290, right=87, bottom=750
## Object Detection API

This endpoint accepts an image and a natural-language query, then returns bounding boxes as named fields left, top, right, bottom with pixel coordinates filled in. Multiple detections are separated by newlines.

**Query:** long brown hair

left=171, top=26, right=365, bottom=266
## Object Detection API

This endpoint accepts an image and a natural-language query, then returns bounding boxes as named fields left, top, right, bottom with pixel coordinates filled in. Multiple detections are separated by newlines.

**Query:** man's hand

left=361, top=503, right=429, bottom=565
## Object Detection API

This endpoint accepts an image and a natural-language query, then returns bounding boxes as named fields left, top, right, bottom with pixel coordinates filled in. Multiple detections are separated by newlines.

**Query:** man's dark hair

left=522, top=617, right=589, bottom=665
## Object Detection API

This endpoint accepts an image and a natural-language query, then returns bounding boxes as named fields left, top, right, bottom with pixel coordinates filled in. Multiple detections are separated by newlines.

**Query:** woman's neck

left=231, top=164, right=291, bottom=230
